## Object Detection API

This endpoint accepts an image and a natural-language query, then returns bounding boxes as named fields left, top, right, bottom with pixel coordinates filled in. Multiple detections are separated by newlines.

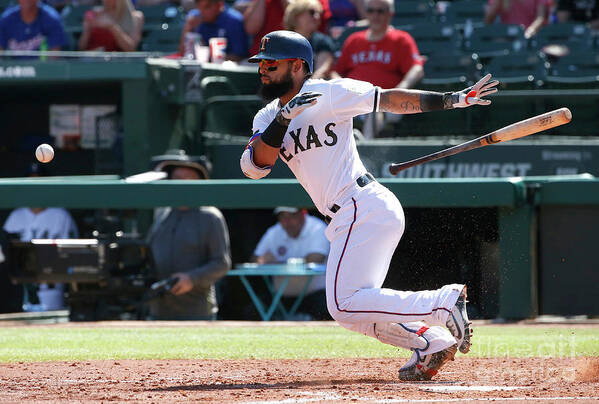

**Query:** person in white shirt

left=2, top=163, right=79, bottom=311
left=3, top=207, right=78, bottom=241
left=252, top=206, right=330, bottom=320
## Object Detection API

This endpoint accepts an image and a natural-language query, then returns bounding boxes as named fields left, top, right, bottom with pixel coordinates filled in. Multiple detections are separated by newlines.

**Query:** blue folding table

left=227, top=263, right=326, bottom=321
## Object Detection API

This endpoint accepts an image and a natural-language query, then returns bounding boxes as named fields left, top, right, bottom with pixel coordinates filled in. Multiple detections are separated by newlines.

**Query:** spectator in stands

left=484, top=0, right=551, bottom=38
left=78, top=0, right=144, bottom=51
left=2, top=162, right=78, bottom=311
left=251, top=207, right=331, bottom=320
left=243, top=0, right=331, bottom=56
left=332, top=0, right=423, bottom=89
left=284, top=0, right=336, bottom=79
left=136, top=0, right=176, bottom=6
left=331, top=0, right=423, bottom=137
left=244, top=0, right=289, bottom=56
left=328, top=0, right=366, bottom=30
left=556, top=0, right=599, bottom=29
left=146, top=150, right=231, bottom=320
left=178, top=0, right=248, bottom=61
left=0, top=0, right=67, bottom=51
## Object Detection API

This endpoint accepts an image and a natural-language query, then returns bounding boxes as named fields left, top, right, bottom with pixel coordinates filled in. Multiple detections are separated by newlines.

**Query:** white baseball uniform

left=243, top=77, right=462, bottom=355
left=3, top=207, right=79, bottom=241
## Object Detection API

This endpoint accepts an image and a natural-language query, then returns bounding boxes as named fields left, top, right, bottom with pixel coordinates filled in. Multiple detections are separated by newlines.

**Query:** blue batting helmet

left=248, top=30, right=314, bottom=74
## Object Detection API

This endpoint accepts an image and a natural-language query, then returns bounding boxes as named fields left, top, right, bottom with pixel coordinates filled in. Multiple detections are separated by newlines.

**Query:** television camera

left=7, top=234, right=175, bottom=321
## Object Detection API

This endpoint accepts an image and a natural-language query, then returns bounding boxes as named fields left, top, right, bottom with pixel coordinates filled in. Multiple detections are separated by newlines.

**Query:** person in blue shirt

left=178, top=0, right=248, bottom=62
left=0, top=0, right=67, bottom=51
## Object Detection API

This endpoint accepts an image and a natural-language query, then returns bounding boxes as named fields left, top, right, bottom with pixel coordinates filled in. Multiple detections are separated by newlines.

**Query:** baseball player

left=240, top=30, right=498, bottom=380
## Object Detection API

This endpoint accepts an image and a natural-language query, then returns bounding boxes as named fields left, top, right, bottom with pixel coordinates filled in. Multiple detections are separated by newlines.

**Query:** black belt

left=324, top=173, right=375, bottom=224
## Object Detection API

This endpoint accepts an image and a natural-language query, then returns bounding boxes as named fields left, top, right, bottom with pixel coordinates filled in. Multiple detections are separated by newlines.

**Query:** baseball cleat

left=446, top=286, right=472, bottom=354
left=398, top=343, right=458, bottom=381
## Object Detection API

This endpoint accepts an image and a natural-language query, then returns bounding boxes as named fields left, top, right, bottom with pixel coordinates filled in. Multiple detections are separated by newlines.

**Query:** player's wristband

left=419, top=92, right=455, bottom=112
left=260, top=115, right=289, bottom=148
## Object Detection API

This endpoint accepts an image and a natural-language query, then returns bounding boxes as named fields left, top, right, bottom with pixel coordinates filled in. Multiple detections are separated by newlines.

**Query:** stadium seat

left=61, top=4, right=93, bottom=34
left=439, top=0, right=486, bottom=25
left=200, top=66, right=260, bottom=95
left=541, top=52, right=599, bottom=135
left=391, top=107, right=473, bottom=137
left=396, top=51, right=481, bottom=137
left=392, top=0, right=435, bottom=25
left=389, top=51, right=479, bottom=137
left=139, top=4, right=183, bottom=33
left=198, top=95, right=264, bottom=136
left=543, top=52, right=599, bottom=89
left=464, top=24, right=527, bottom=59
left=482, top=52, right=545, bottom=90
left=419, top=52, right=481, bottom=91
left=405, top=23, right=462, bottom=56
left=200, top=76, right=241, bottom=99
left=530, top=23, right=592, bottom=52
left=140, top=24, right=182, bottom=53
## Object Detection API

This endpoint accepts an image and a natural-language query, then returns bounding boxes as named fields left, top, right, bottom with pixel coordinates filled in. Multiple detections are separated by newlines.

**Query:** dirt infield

left=1, top=321, right=598, bottom=403
left=1, top=356, right=598, bottom=402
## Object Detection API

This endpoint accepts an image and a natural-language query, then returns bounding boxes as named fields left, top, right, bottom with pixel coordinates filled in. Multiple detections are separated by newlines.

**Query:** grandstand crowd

left=0, top=0, right=597, bottom=140
left=0, top=0, right=597, bottom=70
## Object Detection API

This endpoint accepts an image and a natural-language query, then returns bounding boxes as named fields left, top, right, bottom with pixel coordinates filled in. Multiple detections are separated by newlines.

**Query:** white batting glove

left=276, top=91, right=322, bottom=125
left=451, top=74, right=499, bottom=108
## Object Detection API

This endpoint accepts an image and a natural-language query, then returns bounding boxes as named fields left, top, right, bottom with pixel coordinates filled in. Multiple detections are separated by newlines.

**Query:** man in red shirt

left=333, top=0, right=423, bottom=89
left=331, top=0, right=424, bottom=137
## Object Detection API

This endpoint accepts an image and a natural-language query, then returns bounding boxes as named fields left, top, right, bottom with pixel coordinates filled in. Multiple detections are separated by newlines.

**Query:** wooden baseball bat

left=388, top=108, right=572, bottom=175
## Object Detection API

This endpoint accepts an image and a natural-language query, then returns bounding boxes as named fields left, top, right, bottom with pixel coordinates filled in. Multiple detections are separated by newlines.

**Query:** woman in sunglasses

left=283, top=0, right=336, bottom=79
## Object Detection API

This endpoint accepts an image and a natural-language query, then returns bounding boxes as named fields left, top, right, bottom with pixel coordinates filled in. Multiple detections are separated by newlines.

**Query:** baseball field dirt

left=1, top=322, right=598, bottom=403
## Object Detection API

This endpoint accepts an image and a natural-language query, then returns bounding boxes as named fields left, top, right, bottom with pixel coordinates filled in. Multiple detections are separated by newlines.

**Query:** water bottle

left=40, top=36, right=47, bottom=61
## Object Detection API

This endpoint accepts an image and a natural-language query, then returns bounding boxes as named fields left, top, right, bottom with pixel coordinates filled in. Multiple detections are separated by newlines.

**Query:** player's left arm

left=379, top=74, right=499, bottom=114
left=241, top=92, right=322, bottom=179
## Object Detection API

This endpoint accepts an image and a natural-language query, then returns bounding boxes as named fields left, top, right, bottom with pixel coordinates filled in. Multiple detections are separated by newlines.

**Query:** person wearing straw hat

left=145, top=150, right=231, bottom=320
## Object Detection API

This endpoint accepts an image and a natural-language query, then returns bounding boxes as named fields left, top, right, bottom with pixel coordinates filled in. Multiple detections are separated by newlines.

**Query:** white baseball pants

left=324, top=182, right=462, bottom=352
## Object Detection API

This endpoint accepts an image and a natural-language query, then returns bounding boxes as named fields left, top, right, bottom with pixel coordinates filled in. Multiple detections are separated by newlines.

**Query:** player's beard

left=259, top=69, right=294, bottom=101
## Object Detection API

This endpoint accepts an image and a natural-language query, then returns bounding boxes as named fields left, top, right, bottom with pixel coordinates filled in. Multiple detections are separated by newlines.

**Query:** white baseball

left=35, top=143, right=54, bottom=163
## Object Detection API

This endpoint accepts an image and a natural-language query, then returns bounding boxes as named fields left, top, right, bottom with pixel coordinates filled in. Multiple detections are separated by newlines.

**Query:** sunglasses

left=259, top=58, right=296, bottom=71
left=366, top=7, right=389, bottom=14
